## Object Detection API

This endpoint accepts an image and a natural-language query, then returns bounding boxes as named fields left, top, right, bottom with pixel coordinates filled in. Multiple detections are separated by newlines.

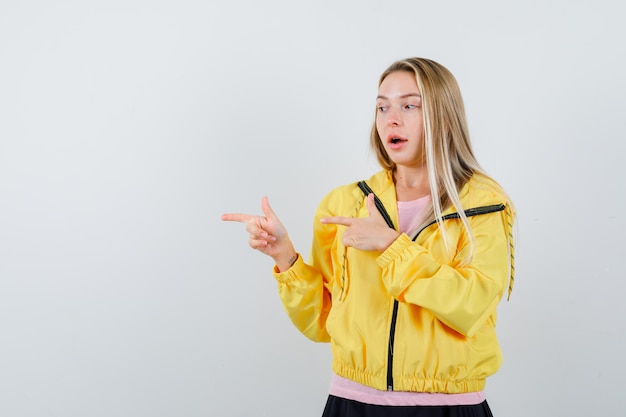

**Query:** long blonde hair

left=370, top=58, right=487, bottom=260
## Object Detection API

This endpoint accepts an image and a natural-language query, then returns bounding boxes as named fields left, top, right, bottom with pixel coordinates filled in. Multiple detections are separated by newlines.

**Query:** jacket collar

left=365, top=170, right=507, bottom=216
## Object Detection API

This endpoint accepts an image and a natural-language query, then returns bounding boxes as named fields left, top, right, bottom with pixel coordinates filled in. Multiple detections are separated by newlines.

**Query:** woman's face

left=375, top=71, right=425, bottom=168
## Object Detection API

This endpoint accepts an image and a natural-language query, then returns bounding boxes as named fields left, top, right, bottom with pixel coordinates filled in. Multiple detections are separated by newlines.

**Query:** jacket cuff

left=273, top=253, right=305, bottom=284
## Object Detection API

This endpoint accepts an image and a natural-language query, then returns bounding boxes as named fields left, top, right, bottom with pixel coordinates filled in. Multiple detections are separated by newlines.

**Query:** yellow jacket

left=273, top=170, right=515, bottom=393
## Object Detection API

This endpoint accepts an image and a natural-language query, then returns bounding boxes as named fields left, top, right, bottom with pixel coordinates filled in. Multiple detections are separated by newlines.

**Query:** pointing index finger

left=320, top=216, right=354, bottom=227
left=221, top=213, right=256, bottom=223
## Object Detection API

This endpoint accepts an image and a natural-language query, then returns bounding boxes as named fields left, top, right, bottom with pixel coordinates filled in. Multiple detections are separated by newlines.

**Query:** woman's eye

left=405, top=104, right=418, bottom=110
left=377, top=105, right=388, bottom=112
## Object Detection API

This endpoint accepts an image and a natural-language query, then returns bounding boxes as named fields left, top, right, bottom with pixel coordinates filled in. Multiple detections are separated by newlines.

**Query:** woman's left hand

left=321, top=193, right=399, bottom=252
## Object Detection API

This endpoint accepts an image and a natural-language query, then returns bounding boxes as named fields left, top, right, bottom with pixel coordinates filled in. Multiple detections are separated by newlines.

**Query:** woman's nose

left=387, top=107, right=401, bottom=126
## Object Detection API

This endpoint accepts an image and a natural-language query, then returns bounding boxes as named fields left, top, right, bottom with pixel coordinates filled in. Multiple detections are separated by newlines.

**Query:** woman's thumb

left=261, top=196, right=276, bottom=219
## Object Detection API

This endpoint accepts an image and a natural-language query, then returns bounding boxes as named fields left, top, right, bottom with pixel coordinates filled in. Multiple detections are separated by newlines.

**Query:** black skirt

left=321, top=395, right=494, bottom=417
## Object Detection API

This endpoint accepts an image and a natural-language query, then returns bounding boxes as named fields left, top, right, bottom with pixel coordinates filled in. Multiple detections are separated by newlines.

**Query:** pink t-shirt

left=397, top=194, right=430, bottom=235
left=329, top=374, right=485, bottom=406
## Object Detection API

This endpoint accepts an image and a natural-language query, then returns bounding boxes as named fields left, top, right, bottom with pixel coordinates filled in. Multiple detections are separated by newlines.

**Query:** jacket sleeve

left=376, top=206, right=512, bottom=338
left=272, top=193, right=338, bottom=343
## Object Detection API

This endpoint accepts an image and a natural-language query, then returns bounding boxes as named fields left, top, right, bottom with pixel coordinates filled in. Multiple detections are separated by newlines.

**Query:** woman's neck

left=394, top=166, right=430, bottom=202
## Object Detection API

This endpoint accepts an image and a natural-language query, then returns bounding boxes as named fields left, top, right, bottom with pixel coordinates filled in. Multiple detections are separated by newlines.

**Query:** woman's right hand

left=221, top=196, right=298, bottom=272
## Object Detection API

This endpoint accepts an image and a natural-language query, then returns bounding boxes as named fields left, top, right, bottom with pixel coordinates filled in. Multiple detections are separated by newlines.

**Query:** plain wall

left=1, top=1, right=624, bottom=416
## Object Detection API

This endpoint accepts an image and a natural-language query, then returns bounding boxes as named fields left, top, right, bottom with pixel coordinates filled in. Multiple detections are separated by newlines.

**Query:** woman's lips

left=388, top=135, right=407, bottom=150
left=387, top=133, right=407, bottom=143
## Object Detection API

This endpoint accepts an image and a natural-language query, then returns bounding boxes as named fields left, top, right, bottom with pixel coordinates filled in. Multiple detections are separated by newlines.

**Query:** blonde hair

left=370, top=58, right=487, bottom=260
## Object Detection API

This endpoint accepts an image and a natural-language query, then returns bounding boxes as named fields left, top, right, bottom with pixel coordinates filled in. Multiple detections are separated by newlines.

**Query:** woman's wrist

left=274, top=243, right=298, bottom=272
left=379, top=229, right=400, bottom=252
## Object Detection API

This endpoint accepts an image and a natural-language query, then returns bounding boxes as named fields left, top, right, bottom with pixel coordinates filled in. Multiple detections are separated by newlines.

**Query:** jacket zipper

left=357, top=181, right=505, bottom=391
left=358, top=182, right=399, bottom=391
left=387, top=300, right=399, bottom=390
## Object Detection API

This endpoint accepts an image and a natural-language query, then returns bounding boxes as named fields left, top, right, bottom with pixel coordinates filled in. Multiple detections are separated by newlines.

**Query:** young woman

left=222, top=57, right=516, bottom=417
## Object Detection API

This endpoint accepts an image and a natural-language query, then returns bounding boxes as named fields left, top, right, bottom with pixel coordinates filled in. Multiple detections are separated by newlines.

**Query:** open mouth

left=389, top=136, right=407, bottom=144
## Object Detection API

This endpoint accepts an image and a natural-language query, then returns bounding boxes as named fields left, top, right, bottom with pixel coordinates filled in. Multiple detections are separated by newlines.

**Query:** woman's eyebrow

left=376, top=93, right=422, bottom=100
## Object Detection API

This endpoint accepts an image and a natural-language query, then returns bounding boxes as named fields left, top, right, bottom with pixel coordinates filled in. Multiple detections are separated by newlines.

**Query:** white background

left=1, top=1, right=624, bottom=416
